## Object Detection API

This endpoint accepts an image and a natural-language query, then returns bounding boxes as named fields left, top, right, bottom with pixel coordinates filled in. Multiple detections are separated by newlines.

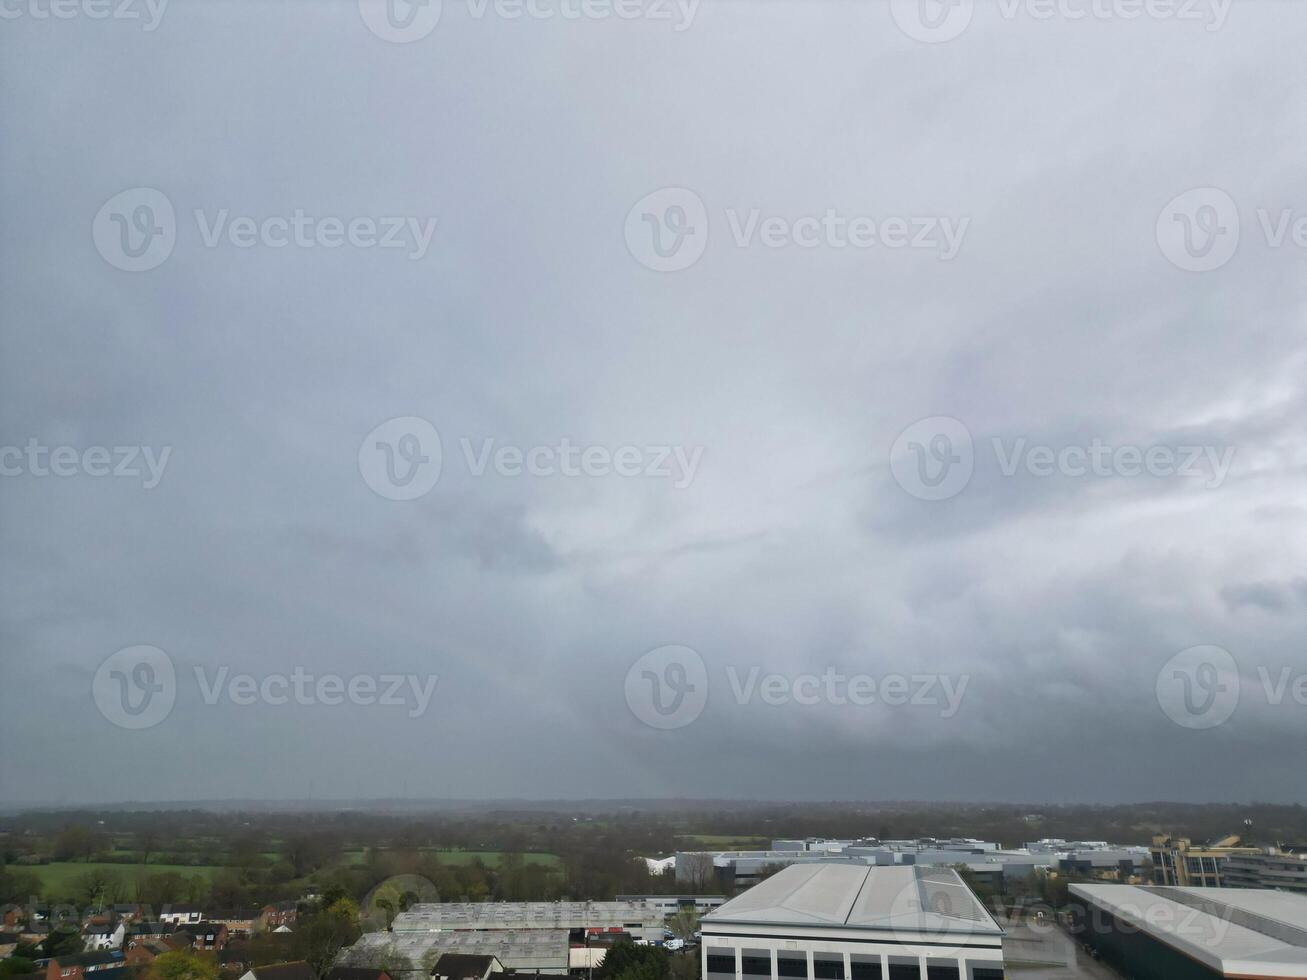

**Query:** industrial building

left=338, top=900, right=665, bottom=978
left=1069, top=883, right=1307, bottom=980
left=678, top=840, right=1058, bottom=891
left=615, top=895, right=726, bottom=916
left=699, top=862, right=1005, bottom=980
left=389, top=901, right=663, bottom=939
left=340, top=929, right=571, bottom=977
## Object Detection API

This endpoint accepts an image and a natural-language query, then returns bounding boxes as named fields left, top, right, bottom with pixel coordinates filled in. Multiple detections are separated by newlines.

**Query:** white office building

left=700, top=863, right=1004, bottom=980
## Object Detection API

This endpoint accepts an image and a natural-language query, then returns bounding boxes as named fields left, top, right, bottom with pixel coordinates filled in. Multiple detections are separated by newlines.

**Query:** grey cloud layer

left=1, top=0, right=1305, bottom=804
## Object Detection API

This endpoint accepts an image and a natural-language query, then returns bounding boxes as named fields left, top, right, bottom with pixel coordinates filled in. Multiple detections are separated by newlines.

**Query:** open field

left=25, top=862, right=225, bottom=896
left=338, top=848, right=560, bottom=868
left=674, top=835, right=770, bottom=849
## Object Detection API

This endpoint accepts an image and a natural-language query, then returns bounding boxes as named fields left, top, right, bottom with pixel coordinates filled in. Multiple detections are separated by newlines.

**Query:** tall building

left=1223, top=849, right=1307, bottom=895
left=1150, top=835, right=1263, bottom=887
left=700, top=862, right=1005, bottom=980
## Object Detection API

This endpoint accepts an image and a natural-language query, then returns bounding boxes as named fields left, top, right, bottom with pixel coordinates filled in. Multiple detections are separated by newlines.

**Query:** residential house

left=208, top=910, right=265, bottom=938
left=260, top=904, right=297, bottom=931
left=125, top=923, right=172, bottom=948
left=158, top=907, right=203, bottom=927
left=82, top=922, right=126, bottom=951
left=173, top=923, right=227, bottom=952
left=237, top=961, right=317, bottom=980
left=123, top=939, right=174, bottom=967
left=44, top=950, right=126, bottom=980
left=429, top=954, right=503, bottom=980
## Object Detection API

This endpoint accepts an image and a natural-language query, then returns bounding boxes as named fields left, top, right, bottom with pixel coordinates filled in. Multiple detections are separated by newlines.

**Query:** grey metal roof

left=1071, top=884, right=1307, bottom=978
left=391, top=901, right=661, bottom=932
left=702, top=863, right=1002, bottom=938
left=339, top=929, right=570, bottom=975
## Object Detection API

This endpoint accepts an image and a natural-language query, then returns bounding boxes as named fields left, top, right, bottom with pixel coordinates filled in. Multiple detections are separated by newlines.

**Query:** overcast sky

left=2, top=0, right=1305, bottom=806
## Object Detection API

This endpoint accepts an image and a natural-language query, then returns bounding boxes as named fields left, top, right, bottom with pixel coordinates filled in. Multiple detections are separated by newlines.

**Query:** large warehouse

left=338, top=900, right=666, bottom=977
left=1070, top=883, right=1307, bottom=980
left=390, top=900, right=664, bottom=940
left=700, top=863, right=1005, bottom=980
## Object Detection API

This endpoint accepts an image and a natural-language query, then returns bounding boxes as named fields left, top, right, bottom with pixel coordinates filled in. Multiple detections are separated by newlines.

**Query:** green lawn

left=338, top=848, right=560, bottom=868
left=675, top=835, right=770, bottom=848
left=27, top=862, right=225, bottom=898
left=422, top=850, right=560, bottom=868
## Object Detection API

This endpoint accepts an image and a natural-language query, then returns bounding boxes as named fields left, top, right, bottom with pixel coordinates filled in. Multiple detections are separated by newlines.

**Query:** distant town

left=1, top=802, right=1305, bottom=980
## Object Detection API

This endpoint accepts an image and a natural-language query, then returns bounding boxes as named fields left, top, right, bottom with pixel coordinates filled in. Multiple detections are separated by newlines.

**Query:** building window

left=813, top=957, right=843, bottom=980
left=888, top=963, right=921, bottom=980
left=925, top=964, right=960, bottom=980
left=777, top=956, right=806, bottom=979
left=742, top=952, right=771, bottom=977
left=970, top=971, right=1004, bottom=980
left=849, top=956, right=880, bottom=980
left=706, top=951, right=735, bottom=976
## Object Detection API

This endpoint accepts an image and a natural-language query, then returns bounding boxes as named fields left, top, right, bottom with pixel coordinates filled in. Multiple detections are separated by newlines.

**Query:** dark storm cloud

left=1, top=0, right=1305, bottom=805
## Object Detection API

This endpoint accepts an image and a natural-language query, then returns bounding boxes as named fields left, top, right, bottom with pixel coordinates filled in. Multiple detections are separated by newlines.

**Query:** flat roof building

left=700, top=862, right=1004, bottom=980
left=338, top=929, right=571, bottom=977
left=1070, top=883, right=1307, bottom=980
left=389, top=901, right=662, bottom=939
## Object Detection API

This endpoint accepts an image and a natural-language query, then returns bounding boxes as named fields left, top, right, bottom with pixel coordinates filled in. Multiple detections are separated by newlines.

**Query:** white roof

left=702, top=863, right=1002, bottom=938
left=1070, top=884, right=1307, bottom=979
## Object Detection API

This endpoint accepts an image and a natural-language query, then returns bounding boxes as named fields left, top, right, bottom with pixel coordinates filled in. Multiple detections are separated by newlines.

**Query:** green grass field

left=675, top=835, right=770, bottom=848
left=339, top=848, right=560, bottom=868
left=27, top=862, right=225, bottom=897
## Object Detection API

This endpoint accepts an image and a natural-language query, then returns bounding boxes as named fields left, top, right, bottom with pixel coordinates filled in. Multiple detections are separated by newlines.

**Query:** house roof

left=52, top=951, right=125, bottom=968
left=128, top=923, right=170, bottom=936
left=702, top=863, right=1003, bottom=938
left=431, top=953, right=501, bottom=977
left=325, top=967, right=393, bottom=980
left=249, top=962, right=317, bottom=980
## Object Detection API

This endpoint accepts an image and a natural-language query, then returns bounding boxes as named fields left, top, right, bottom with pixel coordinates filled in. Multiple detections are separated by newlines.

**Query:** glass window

left=777, top=956, right=807, bottom=978
left=707, top=950, right=736, bottom=976
left=925, top=965, right=959, bottom=980
left=813, top=957, right=843, bottom=980
left=742, top=952, right=771, bottom=977
left=888, top=964, right=921, bottom=980
left=850, top=956, right=880, bottom=980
